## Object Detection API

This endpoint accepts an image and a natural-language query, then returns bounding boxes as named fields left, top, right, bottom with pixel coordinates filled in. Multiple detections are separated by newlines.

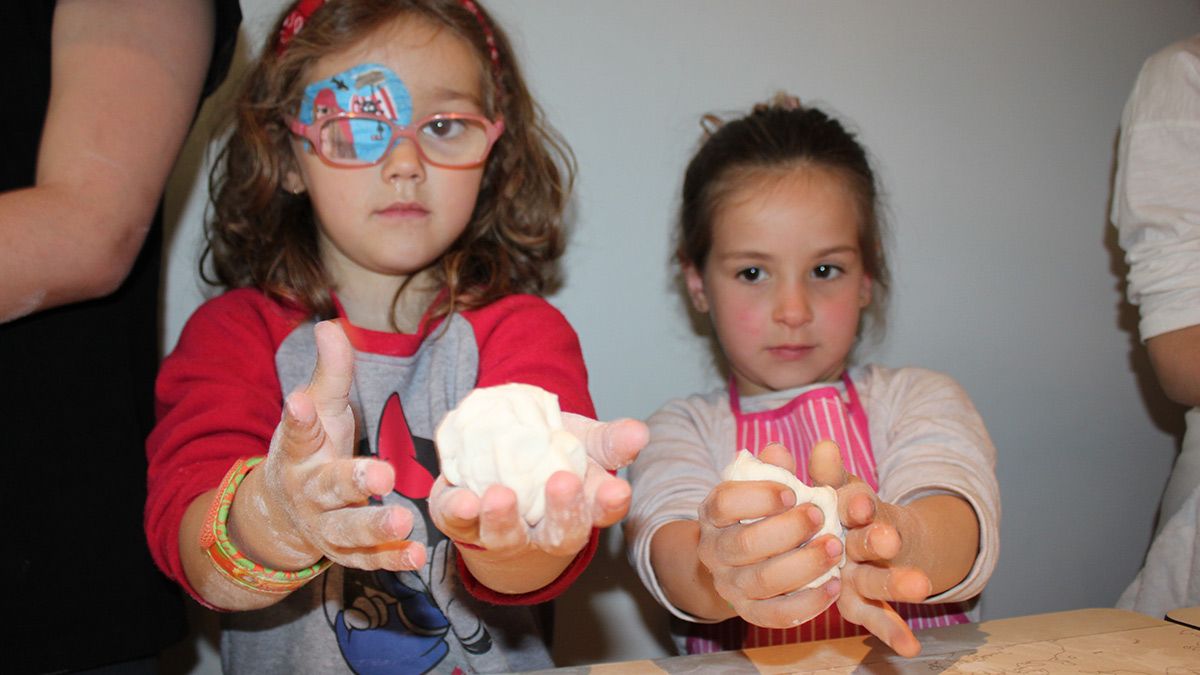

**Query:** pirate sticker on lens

left=298, top=63, right=413, bottom=163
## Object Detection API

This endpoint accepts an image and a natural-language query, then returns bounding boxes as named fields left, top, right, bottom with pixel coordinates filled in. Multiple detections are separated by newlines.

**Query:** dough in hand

left=722, top=449, right=845, bottom=588
left=435, top=383, right=586, bottom=525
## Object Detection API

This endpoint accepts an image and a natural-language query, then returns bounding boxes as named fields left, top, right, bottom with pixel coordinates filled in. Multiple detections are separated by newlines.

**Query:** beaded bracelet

left=200, top=456, right=331, bottom=594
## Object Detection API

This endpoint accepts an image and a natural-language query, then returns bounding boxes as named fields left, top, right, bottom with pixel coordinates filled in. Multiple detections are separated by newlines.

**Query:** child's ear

left=683, top=262, right=710, bottom=313
left=282, top=168, right=307, bottom=195
left=859, top=274, right=872, bottom=308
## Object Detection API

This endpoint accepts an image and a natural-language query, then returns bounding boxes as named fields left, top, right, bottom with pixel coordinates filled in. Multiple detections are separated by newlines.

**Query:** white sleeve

left=1112, top=36, right=1200, bottom=341
left=861, top=366, right=1001, bottom=604
left=626, top=393, right=732, bottom=623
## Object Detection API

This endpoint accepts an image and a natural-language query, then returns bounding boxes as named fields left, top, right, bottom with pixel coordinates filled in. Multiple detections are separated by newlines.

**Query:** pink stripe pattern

left=685, top=375, right=968, bottom=654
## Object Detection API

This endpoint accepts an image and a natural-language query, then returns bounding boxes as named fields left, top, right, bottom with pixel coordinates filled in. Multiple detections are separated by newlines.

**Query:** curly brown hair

left=677, top=93, right=891, bottom=336
left=203, top=0, right=575, bottom=323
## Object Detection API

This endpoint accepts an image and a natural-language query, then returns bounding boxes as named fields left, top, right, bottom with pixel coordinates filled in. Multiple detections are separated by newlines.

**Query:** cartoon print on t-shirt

left=327, top=392, right=492, bottom=673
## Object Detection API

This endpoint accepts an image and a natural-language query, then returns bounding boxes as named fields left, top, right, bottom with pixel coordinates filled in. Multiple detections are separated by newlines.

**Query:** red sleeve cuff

left=455, top=528, right=600, bottom=605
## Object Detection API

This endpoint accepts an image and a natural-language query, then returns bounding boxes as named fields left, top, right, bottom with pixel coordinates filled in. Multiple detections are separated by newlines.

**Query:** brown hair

left=203, top=0, right=574, bottom=322
left=677, top=93, right=890, bottom=334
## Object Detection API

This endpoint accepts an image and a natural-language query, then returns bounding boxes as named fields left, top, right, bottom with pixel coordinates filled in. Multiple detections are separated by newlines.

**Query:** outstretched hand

left=809, top=440, right=928, bottom=657
left=695, top=443, right=843, bottom=628
left=235, top=320, right=426, bottom=573
left=430, top=413, right=648, bottom=560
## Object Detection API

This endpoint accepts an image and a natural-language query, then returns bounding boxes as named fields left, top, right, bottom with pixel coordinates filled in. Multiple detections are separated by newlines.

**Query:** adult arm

left=1148, top=326, right=1200, bottom=408
left=1113, top=38, right=1200, bottom=406
left=0, top=0, right=214, bottom=322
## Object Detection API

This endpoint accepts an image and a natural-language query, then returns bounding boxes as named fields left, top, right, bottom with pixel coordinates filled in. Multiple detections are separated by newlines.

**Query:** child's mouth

left=376, top=201, right=429, bottom=218
left=768, top=345, right=813, bottom=360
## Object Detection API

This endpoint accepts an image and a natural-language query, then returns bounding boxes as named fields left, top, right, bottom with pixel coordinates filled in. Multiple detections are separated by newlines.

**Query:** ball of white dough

left=722, top=449, right=846, bottom=588
left=435, top=383, right=587, bottom=526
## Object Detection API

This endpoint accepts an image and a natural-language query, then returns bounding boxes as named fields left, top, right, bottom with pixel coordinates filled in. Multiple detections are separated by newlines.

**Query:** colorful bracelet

left=200, top=456, right=332, bottom=594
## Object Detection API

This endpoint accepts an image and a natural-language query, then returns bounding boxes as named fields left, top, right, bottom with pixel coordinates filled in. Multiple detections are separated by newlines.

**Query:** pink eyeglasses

left=287, top=112, right=505, bottom=169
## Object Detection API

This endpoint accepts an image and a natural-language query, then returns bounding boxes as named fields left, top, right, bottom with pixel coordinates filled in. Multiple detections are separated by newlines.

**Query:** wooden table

left=535, top=607, right=1200, bottom=673
left=1167, top=605, right=1200, bottom=630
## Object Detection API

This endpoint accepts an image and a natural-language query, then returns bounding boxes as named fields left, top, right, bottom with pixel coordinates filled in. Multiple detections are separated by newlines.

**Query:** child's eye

left=812, top=264, right=844, bottom=280
left=421, top=118, right=467, bottom=140
left=737, top=267, right=767, bottom=283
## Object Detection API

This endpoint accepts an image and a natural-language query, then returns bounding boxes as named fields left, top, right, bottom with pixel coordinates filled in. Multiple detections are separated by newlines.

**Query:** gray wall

left=162, top=1, right=1199, bottom=669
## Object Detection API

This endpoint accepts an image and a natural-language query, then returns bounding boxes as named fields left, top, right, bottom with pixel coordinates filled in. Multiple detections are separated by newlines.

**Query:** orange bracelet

left=200, top=457, right=331, bottom=594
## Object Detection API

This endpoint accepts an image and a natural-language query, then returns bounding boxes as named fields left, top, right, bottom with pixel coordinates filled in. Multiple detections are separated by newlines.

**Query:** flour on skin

left=722, top=449, right=846, bottom=588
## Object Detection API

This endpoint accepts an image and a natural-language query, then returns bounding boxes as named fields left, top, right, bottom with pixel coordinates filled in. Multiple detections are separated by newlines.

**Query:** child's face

left=286, top=17, right=487, bottom=290
left=685, top=167, right=871, bottom=396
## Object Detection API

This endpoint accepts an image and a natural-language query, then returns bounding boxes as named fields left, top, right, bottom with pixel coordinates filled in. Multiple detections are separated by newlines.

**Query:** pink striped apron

left=685, top=373, right=969, bottom=654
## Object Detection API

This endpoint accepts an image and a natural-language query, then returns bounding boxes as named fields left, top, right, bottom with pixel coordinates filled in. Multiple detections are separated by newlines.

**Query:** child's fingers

left=317, top=504, right=416, bottom=549
left=732, top=580, right=840, bottom=630
left=845, top=521, right=901, bottom=562
left=306, top=458, right=395, bottom=511
left=306, top=320, right=355, bottom=417
left=588, top=474, right=632, bottom=528
left=728, top=534, right=843, bottom=599
left=476, top=484, right=529, bottom=551
left=581, top=458, right=632, bottom=527
left=337, top=540, right=427, bottom=573
left=276, top=391, right=327, bottom=464
left=838, top=486, right=878, bottom=529
left=562, top=413, right=649, bottom=471
left=809, top=439, right=850, bottom=488
left=709, top=504, right=827, bottom=566
left=837, top=590, right=922, bottom=658
left=532, top=471, right=590, bottom=556
left=429, top=478, right=482, bottom=541
left=758, top=442, right=796, bottom=473
left=808, top=441, right=879, bottom=529
left=845, top=563, right=932, bottom=604
left=701, top=481, right=797, bottom=528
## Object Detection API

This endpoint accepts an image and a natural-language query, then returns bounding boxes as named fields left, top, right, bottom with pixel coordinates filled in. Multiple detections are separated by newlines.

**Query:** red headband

left=276, top=0, right=504, bottom=89
left=457, top=0, right=502, bottom=88
left=276, top=0, right=323, bottom=55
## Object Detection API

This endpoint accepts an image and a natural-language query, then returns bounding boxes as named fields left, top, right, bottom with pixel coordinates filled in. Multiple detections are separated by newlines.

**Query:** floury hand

left=230, top=320, right=426, bottom=573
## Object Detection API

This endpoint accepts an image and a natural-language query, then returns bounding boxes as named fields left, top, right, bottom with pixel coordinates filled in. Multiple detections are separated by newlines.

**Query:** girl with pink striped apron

left=686, top=373, right=969, bottom=654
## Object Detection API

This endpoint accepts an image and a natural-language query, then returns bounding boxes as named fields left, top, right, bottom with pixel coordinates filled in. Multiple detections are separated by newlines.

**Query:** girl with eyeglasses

left=145, top=2, right=646, bottom=672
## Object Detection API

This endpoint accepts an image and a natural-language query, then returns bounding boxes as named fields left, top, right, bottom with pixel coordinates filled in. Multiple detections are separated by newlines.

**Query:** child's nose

left=381, top=137, right=425, bottom=184
left=774, top=284, right=812, bottom=327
